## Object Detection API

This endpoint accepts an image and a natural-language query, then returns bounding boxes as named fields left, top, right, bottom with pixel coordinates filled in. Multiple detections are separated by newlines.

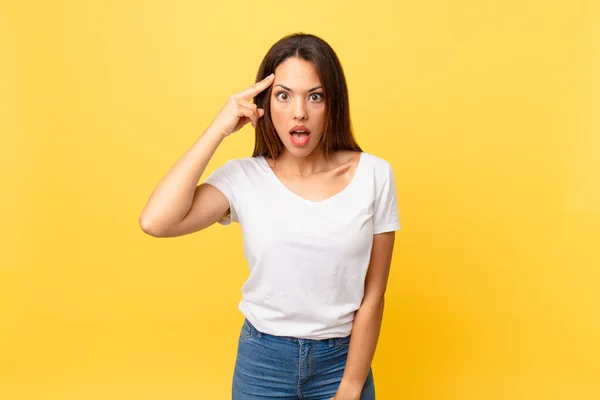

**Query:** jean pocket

left=240, top=319, right=258, bottom=339
left=333, top=335, right=351, bottom=347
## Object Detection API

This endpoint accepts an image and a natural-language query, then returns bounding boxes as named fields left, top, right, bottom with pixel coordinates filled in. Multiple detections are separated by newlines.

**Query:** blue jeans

left=232, top=318, right=376, bottom=400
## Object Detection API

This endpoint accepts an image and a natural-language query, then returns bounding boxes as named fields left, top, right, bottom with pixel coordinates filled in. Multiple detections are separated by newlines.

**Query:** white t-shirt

left=203, top=152, right=401, bottom=339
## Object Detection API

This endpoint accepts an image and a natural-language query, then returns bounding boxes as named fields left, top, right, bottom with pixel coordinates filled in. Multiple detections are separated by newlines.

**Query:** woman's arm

left=138, top=128, right=227, bottom=237
left=333, top=231, right=396, bottom=399
left=139, top=74, right=274, bottom=237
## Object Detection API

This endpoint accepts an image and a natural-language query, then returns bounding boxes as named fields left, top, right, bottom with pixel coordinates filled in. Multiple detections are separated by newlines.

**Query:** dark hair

left=252, top=33, right=362, bottom=159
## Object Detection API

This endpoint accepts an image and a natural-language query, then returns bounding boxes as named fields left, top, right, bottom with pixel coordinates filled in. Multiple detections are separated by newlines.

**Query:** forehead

left=274, top=57, right=321, bottom=86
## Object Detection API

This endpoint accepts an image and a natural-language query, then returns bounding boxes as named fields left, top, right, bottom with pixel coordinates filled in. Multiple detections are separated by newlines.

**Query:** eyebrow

left=274, top=84, right=323, bottom=93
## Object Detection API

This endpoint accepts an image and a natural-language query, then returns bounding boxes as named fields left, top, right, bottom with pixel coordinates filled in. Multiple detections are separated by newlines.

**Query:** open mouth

left=289, top=126, right=311, bottom=147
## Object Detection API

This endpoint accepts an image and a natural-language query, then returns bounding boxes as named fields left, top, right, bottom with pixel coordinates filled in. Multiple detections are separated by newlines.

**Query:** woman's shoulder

left=225, top=151, right=392, bottom=174
left=328, top=150, right=393, bottom=176
left=356, top=151, right=393, bottom=170
left=208, top=156, right=265, bottom=179
left=217, top=155, right=264, bottom=168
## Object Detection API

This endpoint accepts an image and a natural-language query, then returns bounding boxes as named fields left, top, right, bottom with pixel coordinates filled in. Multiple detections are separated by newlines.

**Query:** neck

left=276, top=148, right=331, bottom=176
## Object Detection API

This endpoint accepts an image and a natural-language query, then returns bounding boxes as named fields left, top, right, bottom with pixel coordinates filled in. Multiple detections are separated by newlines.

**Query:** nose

left=293, top=98, right=307, bottom=121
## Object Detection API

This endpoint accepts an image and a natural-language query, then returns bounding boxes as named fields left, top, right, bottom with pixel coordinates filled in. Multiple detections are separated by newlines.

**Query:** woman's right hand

left=210, top=73, right=275, bottom=138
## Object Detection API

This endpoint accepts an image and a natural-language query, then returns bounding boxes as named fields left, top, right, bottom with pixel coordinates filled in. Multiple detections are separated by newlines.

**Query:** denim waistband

left=243, top=318, right=350, bottom=344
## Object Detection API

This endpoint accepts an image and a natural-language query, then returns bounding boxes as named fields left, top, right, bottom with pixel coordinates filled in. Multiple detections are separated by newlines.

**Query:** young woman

left=140, top=33, right=401, bottom=400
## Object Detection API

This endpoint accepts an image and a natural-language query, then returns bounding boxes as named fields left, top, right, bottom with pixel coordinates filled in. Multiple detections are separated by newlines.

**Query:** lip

left=289, top=125, right=311, bottom=134
left=289, top=125, right=311, bottom=147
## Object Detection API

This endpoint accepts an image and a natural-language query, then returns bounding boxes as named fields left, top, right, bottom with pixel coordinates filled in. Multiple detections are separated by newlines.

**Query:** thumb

left=257, top=108, right=265, bottom=118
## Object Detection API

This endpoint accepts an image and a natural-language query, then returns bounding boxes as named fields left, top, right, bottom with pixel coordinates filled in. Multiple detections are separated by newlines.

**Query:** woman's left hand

left=330, top=394, right=360, bottom=400
left=331, top=378, right=363, bottom=399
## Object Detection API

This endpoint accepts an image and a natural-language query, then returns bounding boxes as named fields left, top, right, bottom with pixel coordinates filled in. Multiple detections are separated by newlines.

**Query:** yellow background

left=1, top=0, right=599, bottom=399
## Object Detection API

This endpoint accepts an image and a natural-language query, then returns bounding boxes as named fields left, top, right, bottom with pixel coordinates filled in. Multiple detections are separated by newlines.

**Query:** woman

left=139, top=33, right=401, bottom=400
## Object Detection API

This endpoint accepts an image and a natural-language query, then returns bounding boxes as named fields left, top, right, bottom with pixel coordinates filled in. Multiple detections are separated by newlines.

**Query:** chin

left=281, top=142, right=318, bottom=157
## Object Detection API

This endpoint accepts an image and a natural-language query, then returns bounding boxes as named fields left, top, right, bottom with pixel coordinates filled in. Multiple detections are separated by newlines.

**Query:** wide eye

left=275, top=92, right=289, bottom=101
left=310, top=93, right=324, bottom=102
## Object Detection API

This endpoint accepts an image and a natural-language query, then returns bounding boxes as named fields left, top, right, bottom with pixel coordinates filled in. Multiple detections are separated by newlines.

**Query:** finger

left=237, top=103, right=259, bottom=127
left=239, top=100, right=258, bottom=118
left=235, top=73, right=275, bottom=100
left=237, top=100, right=260, bottom=125
left=237, top=99, right=258, bottom=113
left=237, top=99, right=264, bottom=120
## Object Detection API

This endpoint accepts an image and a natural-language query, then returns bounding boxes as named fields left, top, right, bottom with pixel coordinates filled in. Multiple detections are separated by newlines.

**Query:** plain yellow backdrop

left=1, top=0, right=599, bottom=399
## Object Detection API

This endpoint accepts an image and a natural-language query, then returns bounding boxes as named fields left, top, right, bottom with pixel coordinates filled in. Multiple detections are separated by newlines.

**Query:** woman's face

left=270, top=57, right=326, bottom=158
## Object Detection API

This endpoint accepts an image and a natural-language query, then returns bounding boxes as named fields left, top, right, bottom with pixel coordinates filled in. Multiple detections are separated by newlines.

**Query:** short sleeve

left=373, top=162, right=401, bottom=234
left=202, top=159, right=240, bottom=225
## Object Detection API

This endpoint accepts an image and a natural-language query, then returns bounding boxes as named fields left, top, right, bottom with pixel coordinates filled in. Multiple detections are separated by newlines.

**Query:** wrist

left=202, top=125, right=229, bottom=142
left=336, top=379, right=363, bottom=398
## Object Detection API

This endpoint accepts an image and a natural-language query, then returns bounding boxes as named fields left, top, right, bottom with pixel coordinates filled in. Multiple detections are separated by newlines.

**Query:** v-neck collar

left=258, top=152, right=365, bottom=205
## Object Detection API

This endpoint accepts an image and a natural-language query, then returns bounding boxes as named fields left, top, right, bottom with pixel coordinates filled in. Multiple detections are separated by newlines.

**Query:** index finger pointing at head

left=237, top=73, right=275, bottom=100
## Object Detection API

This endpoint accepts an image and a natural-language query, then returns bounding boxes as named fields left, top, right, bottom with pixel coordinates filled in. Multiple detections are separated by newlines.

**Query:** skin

left=140, top=57, right=396, bottom=400
left=269, top=56, right=327, bottom=173
left=266, top=57, right=362, bottom=202
left=266, top=58, right=395, bottom=400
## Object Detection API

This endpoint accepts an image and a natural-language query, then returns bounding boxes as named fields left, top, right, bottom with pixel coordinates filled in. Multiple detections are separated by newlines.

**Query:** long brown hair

left=252, top=33, right=362, bottom=159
